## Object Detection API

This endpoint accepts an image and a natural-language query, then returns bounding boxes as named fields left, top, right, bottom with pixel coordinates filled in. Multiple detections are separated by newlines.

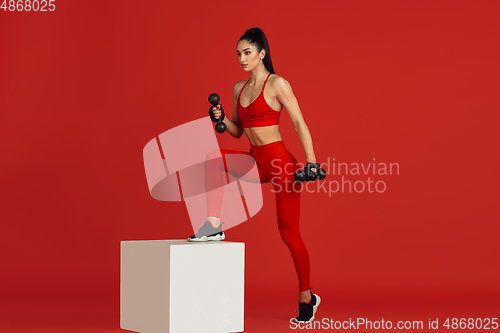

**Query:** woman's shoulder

left=268, top=74, right=292, bottom=92
left=268, top=74, right=289, bottom=85
left=233, top=78, right=248, bottom=88
left=233, top=78, right=251, bottom=91
left=233, top=79, right=248, bottom=98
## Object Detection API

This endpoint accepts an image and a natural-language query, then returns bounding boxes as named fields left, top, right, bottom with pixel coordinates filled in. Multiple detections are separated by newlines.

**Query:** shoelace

left=294, top=301, right=309, bottom=319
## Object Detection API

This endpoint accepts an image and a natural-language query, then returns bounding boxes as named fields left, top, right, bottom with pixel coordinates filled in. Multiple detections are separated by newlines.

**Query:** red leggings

left=205, top=140, right=310, bottom=291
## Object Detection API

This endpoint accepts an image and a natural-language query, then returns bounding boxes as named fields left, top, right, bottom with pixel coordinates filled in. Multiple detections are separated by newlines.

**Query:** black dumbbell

left=294, top=162, right=327, bottom=183
left=208, top=93, right=227, bottom=133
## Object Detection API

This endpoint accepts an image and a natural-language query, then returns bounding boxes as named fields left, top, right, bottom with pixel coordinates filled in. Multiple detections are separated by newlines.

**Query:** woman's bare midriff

left=244, top=125, right=282, bottom=146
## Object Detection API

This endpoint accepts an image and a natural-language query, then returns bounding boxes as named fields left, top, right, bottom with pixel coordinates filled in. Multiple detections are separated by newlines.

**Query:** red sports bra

left=237, top=73, right=281, bottom=128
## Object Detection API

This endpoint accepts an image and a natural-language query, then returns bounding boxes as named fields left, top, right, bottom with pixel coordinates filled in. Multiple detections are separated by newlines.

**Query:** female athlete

left=188, top=27, right=323, bottom=323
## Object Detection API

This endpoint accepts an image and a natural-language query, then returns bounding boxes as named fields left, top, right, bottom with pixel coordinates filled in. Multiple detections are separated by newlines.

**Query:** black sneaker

left=187, top=221, right=225, bottom=242
left=293, top=288, right=321, bottom=323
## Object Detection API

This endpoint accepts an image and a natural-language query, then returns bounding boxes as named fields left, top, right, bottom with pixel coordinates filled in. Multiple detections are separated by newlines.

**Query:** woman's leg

left=274, top=171, right=311, bottom=294
left=251, top=141, right=311, bottom=295
left=277, top=188, right=313, bottom=303
left=205, top=148, right=268, bottom=226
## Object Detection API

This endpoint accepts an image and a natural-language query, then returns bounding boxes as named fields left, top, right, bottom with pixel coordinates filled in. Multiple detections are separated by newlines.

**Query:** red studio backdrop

left=1, top=1, right=499, bottom=332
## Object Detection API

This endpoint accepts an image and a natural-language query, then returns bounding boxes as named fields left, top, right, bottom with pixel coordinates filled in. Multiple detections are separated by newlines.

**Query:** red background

left=1, top=0, right=499, bottom=332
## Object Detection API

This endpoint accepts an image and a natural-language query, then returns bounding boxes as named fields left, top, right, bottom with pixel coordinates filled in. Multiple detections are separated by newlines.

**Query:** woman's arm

left=215, top=82, right=244, bottom=139
left=274, top=76, right=317, bottom=165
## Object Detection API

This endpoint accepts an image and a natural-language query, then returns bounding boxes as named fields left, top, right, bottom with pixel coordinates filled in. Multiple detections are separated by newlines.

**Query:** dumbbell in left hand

left=294, top=162, right=327, bottom=183
left=208, top=93, right=227, bottom=133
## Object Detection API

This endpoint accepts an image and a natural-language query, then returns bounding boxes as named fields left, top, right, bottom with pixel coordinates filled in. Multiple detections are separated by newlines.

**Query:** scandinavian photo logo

left=270, top=157, right=400, bottom=196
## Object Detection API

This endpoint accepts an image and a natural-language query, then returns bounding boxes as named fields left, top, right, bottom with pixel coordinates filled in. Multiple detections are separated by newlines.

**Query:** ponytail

left=237, top=27, right=275, bottom=74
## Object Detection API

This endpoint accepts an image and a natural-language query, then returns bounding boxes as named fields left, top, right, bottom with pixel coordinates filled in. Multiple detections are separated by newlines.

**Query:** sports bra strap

left=238, top=79, right=250, bottom=98
left=262, top=73, right=271, bottom=91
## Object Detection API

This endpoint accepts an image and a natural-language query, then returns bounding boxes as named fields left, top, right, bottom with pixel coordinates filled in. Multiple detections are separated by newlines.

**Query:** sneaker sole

left=294, top=294, right=321, bottom=324
left=187, top=233, right=225, bottom=242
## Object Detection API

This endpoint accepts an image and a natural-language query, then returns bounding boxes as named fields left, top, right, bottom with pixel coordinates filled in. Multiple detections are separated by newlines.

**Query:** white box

left=120, top=240, right=245, bottom=333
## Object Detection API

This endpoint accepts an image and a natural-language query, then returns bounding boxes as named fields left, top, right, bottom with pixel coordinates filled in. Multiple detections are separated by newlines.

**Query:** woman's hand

left=213, top=105, right=223, bottom=119
left=307, top=160, right=317, bottom=172
left=209, top=104, right=225, bottom=122
left=294, top=162, right=326, bottom=183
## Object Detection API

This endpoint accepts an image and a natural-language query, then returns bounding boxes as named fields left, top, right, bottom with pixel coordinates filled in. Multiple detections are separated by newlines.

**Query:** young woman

left=188, top=27, right=323, bottom=323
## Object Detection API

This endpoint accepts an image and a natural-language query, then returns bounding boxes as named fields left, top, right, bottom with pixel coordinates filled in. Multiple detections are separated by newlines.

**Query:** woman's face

left=236, top=40, right=265, bottom=72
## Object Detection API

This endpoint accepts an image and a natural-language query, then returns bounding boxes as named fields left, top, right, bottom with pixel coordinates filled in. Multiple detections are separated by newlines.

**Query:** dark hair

left=237, top=27, right=275, bottom=74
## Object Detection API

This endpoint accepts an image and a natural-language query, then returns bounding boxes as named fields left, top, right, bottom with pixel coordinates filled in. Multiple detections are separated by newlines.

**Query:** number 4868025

left=1, top=0, right=56, bottom=11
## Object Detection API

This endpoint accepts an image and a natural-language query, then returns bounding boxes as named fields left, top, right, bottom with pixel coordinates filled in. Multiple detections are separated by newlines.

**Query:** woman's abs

left=244, top=125, right=282, bottom=146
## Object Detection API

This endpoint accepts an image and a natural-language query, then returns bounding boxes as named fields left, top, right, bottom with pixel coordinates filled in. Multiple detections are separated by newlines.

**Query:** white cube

left=120, top=240, right=245, bottom=333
